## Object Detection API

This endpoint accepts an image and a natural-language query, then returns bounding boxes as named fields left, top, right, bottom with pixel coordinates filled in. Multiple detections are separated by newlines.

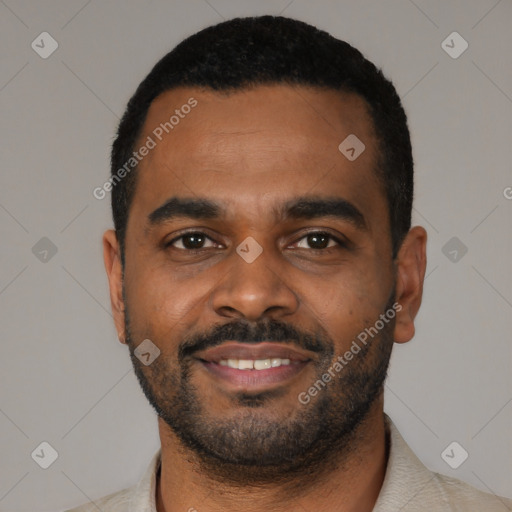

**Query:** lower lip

left=199, top=360, right=309, bottom=389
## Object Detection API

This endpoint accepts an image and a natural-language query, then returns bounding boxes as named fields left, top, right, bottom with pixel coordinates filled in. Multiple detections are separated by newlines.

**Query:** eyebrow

left=279, top=197, right=367, bottom=230
left=147, top=195, right=367, bottom=230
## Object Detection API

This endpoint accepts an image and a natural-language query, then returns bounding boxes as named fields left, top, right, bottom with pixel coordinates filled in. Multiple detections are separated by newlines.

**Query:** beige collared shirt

left=67, top=415, right=512, bottom=511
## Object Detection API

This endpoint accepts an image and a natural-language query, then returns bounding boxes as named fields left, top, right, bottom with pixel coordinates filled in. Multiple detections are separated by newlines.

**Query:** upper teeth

left=219, top=358, right=291, bottom=370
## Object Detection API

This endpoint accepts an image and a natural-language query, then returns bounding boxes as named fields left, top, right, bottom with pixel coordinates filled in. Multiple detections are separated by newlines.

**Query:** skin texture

left=103, top=85, right=427, bottom=512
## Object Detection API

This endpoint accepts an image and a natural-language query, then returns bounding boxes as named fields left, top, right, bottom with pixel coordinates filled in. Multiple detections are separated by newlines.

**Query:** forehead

left=129, top=84, right=385, bottom=227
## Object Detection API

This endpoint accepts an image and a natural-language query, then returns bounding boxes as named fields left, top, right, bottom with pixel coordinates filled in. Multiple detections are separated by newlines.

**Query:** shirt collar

left=373, top=414, right=436, bottom=511
left=129, top=447, right=161, bottom=512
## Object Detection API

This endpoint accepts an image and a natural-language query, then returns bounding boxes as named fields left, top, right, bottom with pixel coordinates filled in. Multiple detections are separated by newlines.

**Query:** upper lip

left=195, top=342, right=313, bottom=363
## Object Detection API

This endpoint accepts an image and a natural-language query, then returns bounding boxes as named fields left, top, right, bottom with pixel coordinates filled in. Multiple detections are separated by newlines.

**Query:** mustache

left=178, top=318, right=330, bottom=361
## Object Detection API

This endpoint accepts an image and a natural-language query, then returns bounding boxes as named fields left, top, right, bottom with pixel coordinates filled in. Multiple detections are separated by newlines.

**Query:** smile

left=219, top=358, right=291, bottom=370
left=194, top=342, right=313, bottom=390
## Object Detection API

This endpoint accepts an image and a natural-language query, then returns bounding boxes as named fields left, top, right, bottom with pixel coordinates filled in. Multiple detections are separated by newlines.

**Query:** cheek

left=302, top=270, right=389, bottom=346
left=307, top=264, right=379, bottom=309
left=124, top=261, right=200, bottom=337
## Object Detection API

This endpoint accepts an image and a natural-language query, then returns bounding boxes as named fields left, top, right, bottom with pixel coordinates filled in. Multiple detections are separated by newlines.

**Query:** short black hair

left=111, top=15, right=413, bottom=262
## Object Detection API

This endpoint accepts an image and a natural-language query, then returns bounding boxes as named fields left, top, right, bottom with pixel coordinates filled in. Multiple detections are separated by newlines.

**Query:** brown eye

left=168, top=232, right=217, bottom=250
left=295, top=232, right=341, bottom=250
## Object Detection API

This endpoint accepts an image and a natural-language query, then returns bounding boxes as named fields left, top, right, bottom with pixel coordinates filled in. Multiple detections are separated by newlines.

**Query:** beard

left=124, top=290, right=396, bottom=485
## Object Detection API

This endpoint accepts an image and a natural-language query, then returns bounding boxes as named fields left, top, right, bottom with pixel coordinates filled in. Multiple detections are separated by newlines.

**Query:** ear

left=103, top=229, right=126, bottom=344
left=393, top=226, right=427, bottom=344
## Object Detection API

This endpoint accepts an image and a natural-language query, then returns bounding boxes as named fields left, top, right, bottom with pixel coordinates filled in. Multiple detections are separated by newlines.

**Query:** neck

left=156, top=401, right=388, bottom=512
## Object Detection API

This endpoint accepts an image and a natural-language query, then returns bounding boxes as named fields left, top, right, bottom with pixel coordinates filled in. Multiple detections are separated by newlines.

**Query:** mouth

left=194, top=341, right=314, bottom=391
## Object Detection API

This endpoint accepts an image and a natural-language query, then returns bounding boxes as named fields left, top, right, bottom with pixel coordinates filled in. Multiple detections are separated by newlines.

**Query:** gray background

left=0, top=1, right=511, bottom=510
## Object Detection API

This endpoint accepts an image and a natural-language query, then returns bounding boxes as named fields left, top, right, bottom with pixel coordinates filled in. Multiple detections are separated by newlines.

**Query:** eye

left=167, top=232, right=219, bottom=250
left=292, top=231, right=344, bottom=251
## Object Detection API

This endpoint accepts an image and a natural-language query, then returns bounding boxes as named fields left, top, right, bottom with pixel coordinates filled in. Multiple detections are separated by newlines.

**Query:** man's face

left=112, top=85, right=403, bottom=474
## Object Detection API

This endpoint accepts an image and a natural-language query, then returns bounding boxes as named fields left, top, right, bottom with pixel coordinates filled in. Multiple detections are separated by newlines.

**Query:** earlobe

left=393, top=226, right=427, bottom=344
left=102, top=229, right=127, bottom=344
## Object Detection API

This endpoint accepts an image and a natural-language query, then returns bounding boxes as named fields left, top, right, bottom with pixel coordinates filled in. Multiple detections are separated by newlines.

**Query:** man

left=70, top=15, right=511, bottom=512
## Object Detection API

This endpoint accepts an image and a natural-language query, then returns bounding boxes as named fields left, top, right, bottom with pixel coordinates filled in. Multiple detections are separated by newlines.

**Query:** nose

left=209, top=240, right=299, bottom=322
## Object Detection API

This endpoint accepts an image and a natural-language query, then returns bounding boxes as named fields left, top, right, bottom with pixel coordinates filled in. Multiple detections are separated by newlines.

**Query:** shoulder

left=428, top=471, right=512, bottom=510
left=64, top=485, right=135, bottom=512
left=376, top=416, right=512, bottom=511
left=64, top=448, right=161, bottom=512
